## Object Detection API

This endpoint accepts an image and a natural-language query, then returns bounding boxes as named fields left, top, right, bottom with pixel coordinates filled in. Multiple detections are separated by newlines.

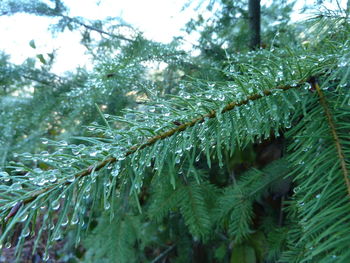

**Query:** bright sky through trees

left=0, top=0, right=196, bottom=73
left=0, top=0, right=347, bottom=74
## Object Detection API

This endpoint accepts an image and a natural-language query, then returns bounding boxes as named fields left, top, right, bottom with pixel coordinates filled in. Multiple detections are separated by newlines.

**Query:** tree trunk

left=248, top=0, right=261, bottom=49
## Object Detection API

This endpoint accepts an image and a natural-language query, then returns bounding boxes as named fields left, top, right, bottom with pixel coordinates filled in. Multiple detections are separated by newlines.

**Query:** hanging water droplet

left=175, top=148, right=183, bottom=154
left=195, top=155, right=200, bottom=162
left=72, top=147, right=80, bottom=155
left=104, top=201, right=111, bottom=210
left=71, top=216, right=79, bottom=225
left=52, top=201, right=60, bottom=211
left=59, top=140, right=68, bottom=146
left=49, top=174, right=57, bottom=183
left=185, top=145, right=192, bottom=151
left=67, top=176, right=75, bottom=183
left=42, top=138, right=49, bottom=144
left=89, top=151, right=98, bottom=157
left=22, top=228, right=30, bottom=238
left=23, top=152, right=32, bottom=158
left=5, top=242, right=11, bottom=249
left=61, top=217, right=69, bottom=227
left=20, top=214, right=28, bottom=222
left=43, top=253, right=50, bottom=261
left=112, top=163, right=120, bottom=177
left=218, top=94, right=225, bottom=101
left=53, top=233, right=62, bottom=241
left=0, top=171, right=9, bottom=177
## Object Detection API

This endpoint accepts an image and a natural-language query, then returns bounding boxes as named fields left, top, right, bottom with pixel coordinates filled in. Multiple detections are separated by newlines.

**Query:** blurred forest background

left=1, top=0, right=350, bottom=262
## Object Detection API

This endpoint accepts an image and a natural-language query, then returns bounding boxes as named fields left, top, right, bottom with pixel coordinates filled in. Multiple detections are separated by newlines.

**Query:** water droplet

left=112, top=163, right=120, bottom=177
left=59, top=140, right=68, bottom=146
left=89, top=150, right=99, bottom=157
left=72, top=148, right=81, bottom=155
left=0, top=171, right=9, bottom=179
left=338, top=61, right=347, bottom=67
left=104, top=202, right=111, bottom=210
left=23, top=152, right=32, bottom=158
left=52, top=201, right=60, bottom=211
left=42, top=138, right=49, bottom=144
left=22, top=229, right=30, bottom=238
left=20, top=214, right=28, bottom=222
left=43, top=253, right=50, bottom=261
left=71, top=216, right=79, bottom=225
left=5, top=242, right=11, bottom=249
left=49, top=174, right=57, bottom=183
left=195, top=155, right=200, bottom=162
left=53, top=233, right=62, bottom=240
left=175, top=148, right=183, bottom=154
left=61, top=217, right=69, bottom=227
left=185, top=145, right=192, bottom=151
left=67, top=176, right=75, bottom=183
left=218, top=94, right=225, bottom=101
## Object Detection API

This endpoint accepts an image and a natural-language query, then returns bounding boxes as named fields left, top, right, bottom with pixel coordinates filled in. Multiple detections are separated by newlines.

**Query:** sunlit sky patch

left=0, top=0, right=347, bottom=74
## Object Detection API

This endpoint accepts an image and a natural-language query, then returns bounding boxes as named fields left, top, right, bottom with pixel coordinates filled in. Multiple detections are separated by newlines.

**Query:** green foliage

left=83, top=214, right=140, bottom=263
left=1, top=2, right=350, bottom=263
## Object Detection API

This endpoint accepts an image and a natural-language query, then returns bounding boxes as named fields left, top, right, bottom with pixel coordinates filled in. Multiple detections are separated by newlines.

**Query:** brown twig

left=312, top=77, right=350, bottom=196
left=9, top=79, right=307, bottom=217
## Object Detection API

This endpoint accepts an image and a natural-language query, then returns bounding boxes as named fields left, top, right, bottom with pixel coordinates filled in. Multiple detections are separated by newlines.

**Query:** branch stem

left=313, top=79, right=350, bottom=196
left=19, top=80, right=306, bottom=208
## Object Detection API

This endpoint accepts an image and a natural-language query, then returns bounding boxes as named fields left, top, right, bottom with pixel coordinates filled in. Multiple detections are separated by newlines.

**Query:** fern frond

left=215, top=159, right=291, bottom=243
left=83, top=214, right=140, bottom=263
left=178, top=181, right=212, bottom=239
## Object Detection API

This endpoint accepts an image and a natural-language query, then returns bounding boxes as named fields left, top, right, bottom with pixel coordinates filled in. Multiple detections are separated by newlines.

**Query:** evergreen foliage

left=1, top=1, right=350, bottom=262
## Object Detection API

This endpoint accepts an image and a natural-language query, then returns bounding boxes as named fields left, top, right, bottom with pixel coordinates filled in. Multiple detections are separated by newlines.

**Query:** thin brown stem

left=312, top=78, right=350, bottom=196
left=17, top=80, right=306, bottom=209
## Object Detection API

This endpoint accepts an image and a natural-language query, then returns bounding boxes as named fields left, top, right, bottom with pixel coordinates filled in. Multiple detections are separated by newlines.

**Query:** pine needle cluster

left=1, top=8, right=350, bottom=263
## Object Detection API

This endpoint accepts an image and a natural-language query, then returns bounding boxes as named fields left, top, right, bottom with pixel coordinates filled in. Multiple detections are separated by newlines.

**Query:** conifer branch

left=59, top=15, right=134, bottom=42
left=312, top=78, right=350, bottom=196
left=8, top=79, right=307, bottom=218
